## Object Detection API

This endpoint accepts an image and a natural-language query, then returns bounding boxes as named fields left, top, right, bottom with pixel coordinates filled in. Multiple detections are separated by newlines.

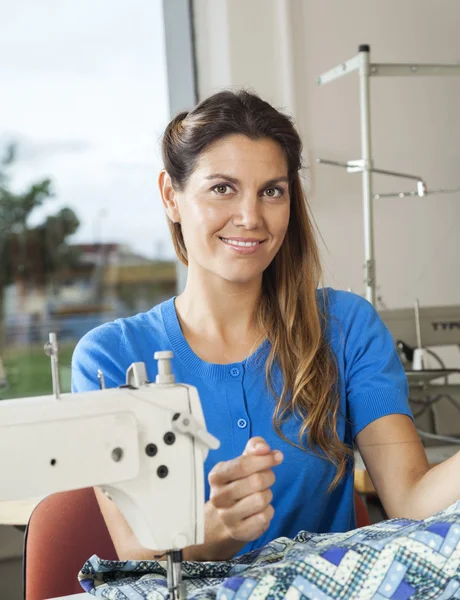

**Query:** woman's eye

left=264, top=187, right=283, bottom=198
left=212, top=184, right=232, bottom=195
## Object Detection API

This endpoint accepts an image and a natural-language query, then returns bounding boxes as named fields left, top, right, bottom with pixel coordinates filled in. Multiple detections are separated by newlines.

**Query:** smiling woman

left=159, top=134, right=291, bottom=284
left=71, top=89, right=455, bottom=566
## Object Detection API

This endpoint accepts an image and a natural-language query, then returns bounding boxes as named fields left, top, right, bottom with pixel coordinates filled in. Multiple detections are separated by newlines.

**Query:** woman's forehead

left=194, top=135, right=288, bottom=178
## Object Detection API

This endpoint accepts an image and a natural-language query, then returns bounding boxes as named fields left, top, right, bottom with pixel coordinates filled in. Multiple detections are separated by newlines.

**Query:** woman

left=72, top=90, right=457, bottom=563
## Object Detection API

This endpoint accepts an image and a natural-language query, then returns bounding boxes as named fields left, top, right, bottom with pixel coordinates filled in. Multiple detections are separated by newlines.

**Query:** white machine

left=381, top=299, right=460, bottom=396
left=0, top=333, right=220, bottom=600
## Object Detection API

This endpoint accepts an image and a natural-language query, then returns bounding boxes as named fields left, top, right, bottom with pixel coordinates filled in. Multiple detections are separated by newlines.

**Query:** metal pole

left=166, top=550, right=185, bottom=600
left=358, top=45, right=376, bottom=305
left=162, top=0, right=197, bottom=295
left=316, top=50, right=460, bottom=303
left=275, top=0, right=296, bottom=117
left=44, top=332, right=61, bottom=399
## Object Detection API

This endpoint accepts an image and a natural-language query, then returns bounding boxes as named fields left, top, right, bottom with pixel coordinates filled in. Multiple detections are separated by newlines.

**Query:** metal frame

left=317, top=45, right=460, bottom=305
left=162, top=0, right=198, bottom=294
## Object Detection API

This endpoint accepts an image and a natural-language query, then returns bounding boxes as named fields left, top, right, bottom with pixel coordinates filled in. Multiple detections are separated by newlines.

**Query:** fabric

left=78, top=501, right=460, bottom=599
left=71, top=288, right=412, bottom=555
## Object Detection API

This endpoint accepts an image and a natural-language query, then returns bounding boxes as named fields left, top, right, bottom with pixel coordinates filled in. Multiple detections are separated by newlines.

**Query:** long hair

left=161, top=90, right=351, bottom=488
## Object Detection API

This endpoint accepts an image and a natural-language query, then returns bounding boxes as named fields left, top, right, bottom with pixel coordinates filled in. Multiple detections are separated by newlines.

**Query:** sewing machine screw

left=157, top=465, right=169, bottom=478
left=164, top=432, right=176, bottom=445
left=111, top=447, right=123, bottom=462
left=145, top=443, right=158, bottom=457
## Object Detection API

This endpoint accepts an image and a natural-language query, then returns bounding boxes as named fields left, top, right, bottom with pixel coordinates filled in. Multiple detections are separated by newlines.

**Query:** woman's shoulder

left=71, top=298, right=175, bottom=390
left=317, top=287, right=386, bottom=350
left=318, top=288, right=392, bottom=357
left=318, top=287, right=375, bottom=322
left=76, top=299, right=170, bottom=349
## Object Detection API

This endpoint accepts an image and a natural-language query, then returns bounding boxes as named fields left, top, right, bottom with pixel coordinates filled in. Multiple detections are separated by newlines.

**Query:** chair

left=354, top=491, right=371, bottom=527
left=23, top=488, right=371, bottom=600
left=23, top=488, right=117, bottom=600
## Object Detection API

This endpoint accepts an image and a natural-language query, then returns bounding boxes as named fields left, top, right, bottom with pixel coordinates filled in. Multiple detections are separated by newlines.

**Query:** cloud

left=0, top=135, right=92, bottom=162
left=0, top=0, right=172, bottom=260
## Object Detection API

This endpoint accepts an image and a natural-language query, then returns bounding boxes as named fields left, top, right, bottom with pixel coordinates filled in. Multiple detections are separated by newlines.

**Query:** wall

left=193, top=0, right=460, bottom=309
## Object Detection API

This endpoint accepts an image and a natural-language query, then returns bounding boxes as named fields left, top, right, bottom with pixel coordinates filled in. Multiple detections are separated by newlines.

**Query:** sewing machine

left=380, top=301, right=460, bottom=384
left=380, top=301, right=460, bottom=441
left=380, top=303, right=460, bottom=349
left=0, top=334, right=220, bottom=600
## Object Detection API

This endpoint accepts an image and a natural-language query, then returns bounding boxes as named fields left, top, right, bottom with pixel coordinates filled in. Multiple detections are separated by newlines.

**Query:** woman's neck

left=174, top=268, right=264, bottom=359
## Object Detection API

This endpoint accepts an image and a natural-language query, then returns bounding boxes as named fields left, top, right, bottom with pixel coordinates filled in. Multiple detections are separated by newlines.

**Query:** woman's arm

left=356, top=414, right=460, bottom=520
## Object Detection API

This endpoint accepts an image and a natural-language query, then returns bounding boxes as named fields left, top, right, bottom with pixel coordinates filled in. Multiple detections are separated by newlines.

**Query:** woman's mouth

left=219, top=237, right=265, bottom=254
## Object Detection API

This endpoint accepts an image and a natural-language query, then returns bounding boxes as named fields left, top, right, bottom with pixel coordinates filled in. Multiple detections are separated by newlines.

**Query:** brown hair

left=162, top=90, right=351, bottom=488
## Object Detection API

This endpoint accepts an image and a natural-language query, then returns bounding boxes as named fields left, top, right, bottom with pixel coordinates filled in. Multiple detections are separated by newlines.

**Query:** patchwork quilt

left=79, top=501, right=460, bottom=599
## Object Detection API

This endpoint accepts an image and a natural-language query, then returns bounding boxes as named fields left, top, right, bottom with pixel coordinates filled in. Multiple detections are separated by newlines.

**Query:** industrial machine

left=0, top=333, right=220, bottom=600
left=380, top=300, right=460, bottom=446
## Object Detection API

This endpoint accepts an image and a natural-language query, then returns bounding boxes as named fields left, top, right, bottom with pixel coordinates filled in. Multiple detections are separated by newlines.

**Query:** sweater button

left=230, top=367, right=240, bottom=377
left=237, top=418, right=247, bottom=429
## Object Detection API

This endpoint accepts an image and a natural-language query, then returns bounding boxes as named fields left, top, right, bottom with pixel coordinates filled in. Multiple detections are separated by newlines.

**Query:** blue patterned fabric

left=79, top=501, right=460, bottom=599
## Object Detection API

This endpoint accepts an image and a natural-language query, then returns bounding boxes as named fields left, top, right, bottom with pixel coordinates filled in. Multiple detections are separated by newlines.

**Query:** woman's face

left=161, top=134, right=291, bottom=285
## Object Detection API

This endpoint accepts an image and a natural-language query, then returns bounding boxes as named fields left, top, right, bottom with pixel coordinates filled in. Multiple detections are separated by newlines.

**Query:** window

left=0, top=0, right=175, bottom=399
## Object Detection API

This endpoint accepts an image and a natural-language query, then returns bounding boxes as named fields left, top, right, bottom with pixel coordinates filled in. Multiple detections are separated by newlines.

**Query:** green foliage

left=0, top=343, right=74, bottom=400
left=0, top=142, right=80, bottom=288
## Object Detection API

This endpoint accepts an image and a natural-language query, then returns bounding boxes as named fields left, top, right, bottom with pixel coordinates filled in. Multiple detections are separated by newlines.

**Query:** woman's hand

left=208, top=436, right=283, bottom=542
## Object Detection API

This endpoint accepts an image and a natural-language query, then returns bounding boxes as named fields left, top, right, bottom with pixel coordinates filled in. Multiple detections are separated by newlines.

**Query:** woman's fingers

left=210, top=469, right=276, bottom=508
left=220, top=488, right=274, bottom=527
left=209, top=449, right=283, bottom=487
left=207, top=438, right=283, bottom=543
left=225, top=503, right=275, bottom=541
left=243, top=436, right=271, bottom=456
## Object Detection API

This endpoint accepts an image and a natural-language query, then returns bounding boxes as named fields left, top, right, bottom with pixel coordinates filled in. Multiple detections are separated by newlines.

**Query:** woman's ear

left=158, top=170, right=181, bottom=223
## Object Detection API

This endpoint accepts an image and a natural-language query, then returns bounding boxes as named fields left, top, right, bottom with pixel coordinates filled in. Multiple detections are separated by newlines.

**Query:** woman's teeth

left=221, top=238, right=261, bottom=247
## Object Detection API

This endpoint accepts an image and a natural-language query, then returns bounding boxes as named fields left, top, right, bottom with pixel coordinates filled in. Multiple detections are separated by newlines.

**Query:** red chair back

left=24, top=488, right=117, bottom=600
left=355, top=491, right=371, bottom=527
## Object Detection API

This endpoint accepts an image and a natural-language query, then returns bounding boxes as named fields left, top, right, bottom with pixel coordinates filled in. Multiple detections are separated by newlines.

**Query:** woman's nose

left=233, top=196, right=263, bottom=229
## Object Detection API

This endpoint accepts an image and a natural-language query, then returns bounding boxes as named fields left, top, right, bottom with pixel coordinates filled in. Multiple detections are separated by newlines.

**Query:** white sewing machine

left=380, top=301, right=460, bottom=390
left=380, top=301, right=460, bottom=444
left=0, top=334, right=220, bottom=600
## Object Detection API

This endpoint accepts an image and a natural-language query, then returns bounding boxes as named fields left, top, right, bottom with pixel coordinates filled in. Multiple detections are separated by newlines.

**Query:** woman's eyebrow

left=204, top=173, right=289, bottom=186
left=205, top=173, right=240, bottom=184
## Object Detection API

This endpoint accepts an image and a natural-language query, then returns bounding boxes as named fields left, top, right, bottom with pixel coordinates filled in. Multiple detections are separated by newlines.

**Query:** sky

left=0, top=0, right=175, bottom=259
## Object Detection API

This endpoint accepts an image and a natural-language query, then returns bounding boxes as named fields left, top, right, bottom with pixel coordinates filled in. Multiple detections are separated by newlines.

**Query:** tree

left=0, top=142, right=80, bottom=346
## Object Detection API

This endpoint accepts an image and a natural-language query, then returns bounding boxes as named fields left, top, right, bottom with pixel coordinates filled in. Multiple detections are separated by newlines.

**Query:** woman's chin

left=217, top=268, right=264, bottom=285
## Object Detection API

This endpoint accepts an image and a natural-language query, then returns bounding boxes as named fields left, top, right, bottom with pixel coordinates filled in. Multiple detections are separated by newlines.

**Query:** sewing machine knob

left=154, top=351, right=175, bottom=384
left=172, top=414, right=220, bottom=450
left=157, top=465, right=169, bottom=478
left=195, top=429, right=220, bottom=450
left=145, top=443, right=158, bottom=457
